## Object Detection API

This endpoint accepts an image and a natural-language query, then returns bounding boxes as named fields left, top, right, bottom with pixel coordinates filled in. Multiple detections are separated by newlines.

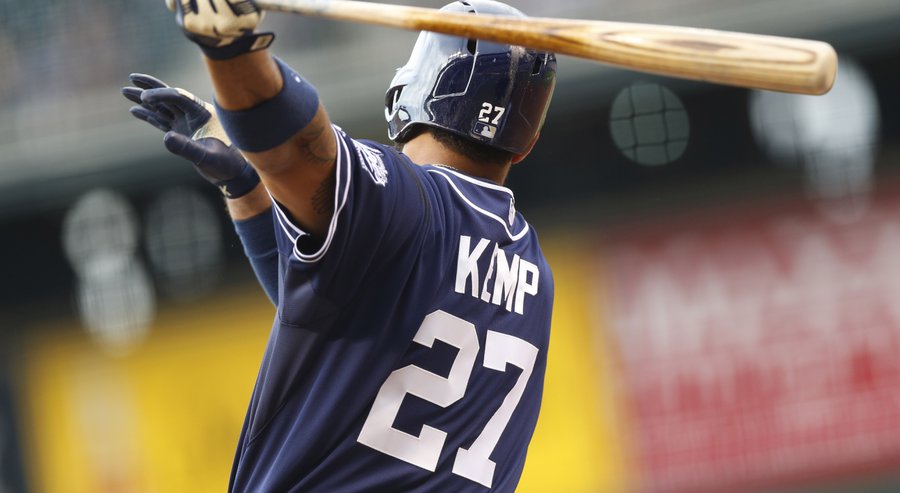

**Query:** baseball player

left=125, top=0, right=557, bottom=491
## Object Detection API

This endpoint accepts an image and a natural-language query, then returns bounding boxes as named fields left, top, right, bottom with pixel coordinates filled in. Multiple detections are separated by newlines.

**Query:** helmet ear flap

left=386, top=84, right=416, bottom=143
left=385, top=85, right=404, bottom=118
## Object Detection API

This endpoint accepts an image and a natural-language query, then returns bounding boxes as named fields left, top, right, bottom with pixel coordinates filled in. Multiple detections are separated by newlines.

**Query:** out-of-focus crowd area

left=1, top=0, right=900, bottom=492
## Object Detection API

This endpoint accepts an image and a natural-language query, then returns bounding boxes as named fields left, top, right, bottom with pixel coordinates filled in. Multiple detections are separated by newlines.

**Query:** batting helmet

left=385, top=0, right=557, bottom=155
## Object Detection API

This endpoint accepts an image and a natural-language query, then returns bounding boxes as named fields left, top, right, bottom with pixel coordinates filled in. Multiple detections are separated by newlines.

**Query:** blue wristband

left=196, top=32, right=275, bottom=61
left=215, top=58, right=320, bottom=153
left=217, top=162, right=261, bottom=199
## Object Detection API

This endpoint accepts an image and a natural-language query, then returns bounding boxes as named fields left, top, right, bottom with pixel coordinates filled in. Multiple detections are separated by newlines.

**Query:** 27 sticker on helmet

left=385, top=0, right=557, bottom=154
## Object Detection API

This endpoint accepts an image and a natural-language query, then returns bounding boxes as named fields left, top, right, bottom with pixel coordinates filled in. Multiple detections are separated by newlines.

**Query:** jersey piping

left=426, top=168, right=529, bottom=242
left=270, top=126, right=353, bottom=264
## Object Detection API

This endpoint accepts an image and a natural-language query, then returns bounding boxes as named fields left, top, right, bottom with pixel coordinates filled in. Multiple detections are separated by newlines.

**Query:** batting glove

left=123, top=73, right=261, bottom=198
left=166, top=0, right=274, bottom=60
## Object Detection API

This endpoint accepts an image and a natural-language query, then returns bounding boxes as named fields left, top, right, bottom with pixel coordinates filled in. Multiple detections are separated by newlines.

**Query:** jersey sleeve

left=270, top=125, right=430, bottom=304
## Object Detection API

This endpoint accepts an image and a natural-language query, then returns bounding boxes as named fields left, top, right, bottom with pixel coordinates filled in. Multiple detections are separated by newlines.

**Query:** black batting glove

left=123, top=73, right=261, bottom=198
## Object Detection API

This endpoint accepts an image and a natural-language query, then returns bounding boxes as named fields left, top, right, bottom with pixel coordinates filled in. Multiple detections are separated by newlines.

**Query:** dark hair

left=401, top=126, right=515, bottom=167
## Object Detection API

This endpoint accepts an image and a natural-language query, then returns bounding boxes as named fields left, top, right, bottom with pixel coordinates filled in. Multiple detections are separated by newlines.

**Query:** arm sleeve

left=232, top=208, right=280, bottom=305
left=270, top=125, right=431, bottom=304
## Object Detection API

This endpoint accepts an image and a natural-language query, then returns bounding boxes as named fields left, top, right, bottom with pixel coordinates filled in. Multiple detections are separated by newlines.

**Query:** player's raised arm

left=168, top=0, right=337, bottom=238
left=122, top=73, right=281, bottom=304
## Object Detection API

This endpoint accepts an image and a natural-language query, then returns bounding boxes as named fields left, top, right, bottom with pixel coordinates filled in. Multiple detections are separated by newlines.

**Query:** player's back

left=228, top=130, right=553, bottom=493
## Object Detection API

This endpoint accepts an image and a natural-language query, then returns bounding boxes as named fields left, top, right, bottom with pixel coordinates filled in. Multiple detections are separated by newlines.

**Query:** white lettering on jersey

left=514, top=259, right=539, bottom=315
left=355, top=142, right=388, bottom=186
left=358, top=310, right=539, bottom=487
left=454, top=235, right=540, bottom=315
left=455, top=236, right=491, bottom=296
left=490, top=247, right=521, bottom=313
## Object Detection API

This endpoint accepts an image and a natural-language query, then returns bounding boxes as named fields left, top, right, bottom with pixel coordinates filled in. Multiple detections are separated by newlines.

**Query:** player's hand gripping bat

left=255, top=0, right=837, bottom=95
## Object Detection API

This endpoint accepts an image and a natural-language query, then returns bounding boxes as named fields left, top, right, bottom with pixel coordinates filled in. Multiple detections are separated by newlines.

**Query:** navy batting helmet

left=385, top=0, right=557, bottom=155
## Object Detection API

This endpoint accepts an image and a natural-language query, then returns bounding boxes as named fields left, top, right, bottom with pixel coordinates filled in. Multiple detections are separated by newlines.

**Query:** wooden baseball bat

left=255, top=0, right=837, bottom=95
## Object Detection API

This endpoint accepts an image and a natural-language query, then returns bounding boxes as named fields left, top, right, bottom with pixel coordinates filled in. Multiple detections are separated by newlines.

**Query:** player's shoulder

left=421, top=164, right=535, bottom=244
left=331, top=126, right=414, bottom=187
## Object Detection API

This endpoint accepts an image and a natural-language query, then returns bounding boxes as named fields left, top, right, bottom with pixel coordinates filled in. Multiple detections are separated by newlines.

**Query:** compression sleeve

left=233, top=207, right=280, bottom=305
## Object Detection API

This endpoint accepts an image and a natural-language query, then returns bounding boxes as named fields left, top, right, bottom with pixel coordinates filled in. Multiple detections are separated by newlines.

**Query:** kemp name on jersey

left=455, top=235, right=541, bottom=315
left=229, top=127, right=553, bottom=493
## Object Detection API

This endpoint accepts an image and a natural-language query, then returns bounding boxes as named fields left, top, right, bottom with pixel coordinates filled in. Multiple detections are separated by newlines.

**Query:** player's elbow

left=246, top=109, right=338, bottom=174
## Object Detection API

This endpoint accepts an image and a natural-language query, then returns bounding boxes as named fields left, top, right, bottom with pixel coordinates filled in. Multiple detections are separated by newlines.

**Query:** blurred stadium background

left=2, top=0, right=900, bottom=491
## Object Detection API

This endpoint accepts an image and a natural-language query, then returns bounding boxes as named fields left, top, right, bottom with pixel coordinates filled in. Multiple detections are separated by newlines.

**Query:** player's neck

left=402, top=133, right=510, bottom=185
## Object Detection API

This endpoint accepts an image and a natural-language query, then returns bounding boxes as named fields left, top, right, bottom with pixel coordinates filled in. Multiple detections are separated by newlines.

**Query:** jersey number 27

left=357, top=310, right=539, bottom=488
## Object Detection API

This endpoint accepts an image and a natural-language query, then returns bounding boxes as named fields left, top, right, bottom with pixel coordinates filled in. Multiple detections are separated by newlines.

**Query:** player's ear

left=511, top=132, right=540, bottom=165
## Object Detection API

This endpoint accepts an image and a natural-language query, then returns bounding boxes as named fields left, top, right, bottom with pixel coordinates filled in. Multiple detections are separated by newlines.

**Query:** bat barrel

left=256, top=0, right=837, bottom=95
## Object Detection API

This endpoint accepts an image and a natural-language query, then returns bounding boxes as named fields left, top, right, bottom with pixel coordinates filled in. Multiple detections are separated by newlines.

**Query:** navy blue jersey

left=229, top=126, right=554, bottom=493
